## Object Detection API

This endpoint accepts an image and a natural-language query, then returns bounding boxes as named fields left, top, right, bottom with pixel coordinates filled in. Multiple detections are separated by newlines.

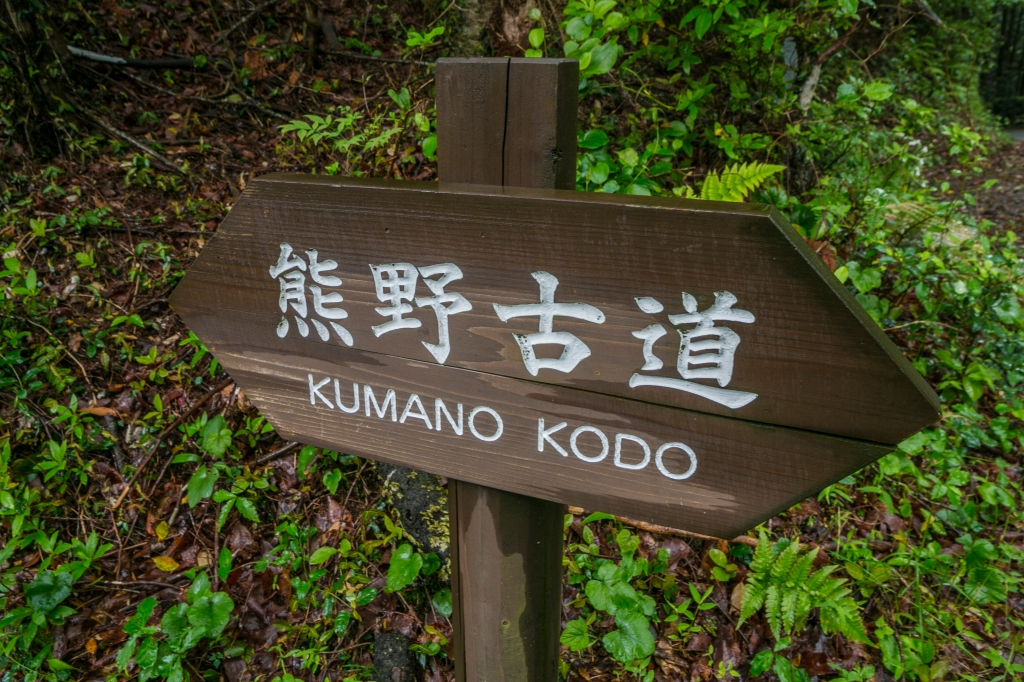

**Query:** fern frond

left=750, top=531, right=774, bottom=573
left=793, top=591, right=812, bottom=631
left=790, top=548, right=818, bottom=585
left=700, top=171, right=724, bottom=201
left=820, top=596, right=869, bottom=642
left=771, top=541, right=802, bottom=581
left=738, top=578, right=766, bottom=626
left=805, top=564, right=838, bottom=592
left=765, top=584, right=783, bottom=639
left=700, top=162, right=785, bottom=202
left=780, top=588, right=799, bottom=633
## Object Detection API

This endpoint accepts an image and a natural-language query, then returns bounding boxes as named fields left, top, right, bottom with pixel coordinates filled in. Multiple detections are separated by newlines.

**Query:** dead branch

left=212, top=0, right=280, bottom=47
left=68, top=45, right=242, bottom=70
left=614, top=515, right=760, bottom=547
left=82, top=111, right=187, bottom=176
left=323, top=49, right=432, bottom=67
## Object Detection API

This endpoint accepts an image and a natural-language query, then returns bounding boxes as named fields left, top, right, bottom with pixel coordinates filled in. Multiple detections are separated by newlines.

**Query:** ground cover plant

left=1, top=0, right=1024, bottom=680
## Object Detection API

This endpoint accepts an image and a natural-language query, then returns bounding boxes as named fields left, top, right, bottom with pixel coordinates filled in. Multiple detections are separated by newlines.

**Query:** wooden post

left=436, top=57, right=579, bottom=682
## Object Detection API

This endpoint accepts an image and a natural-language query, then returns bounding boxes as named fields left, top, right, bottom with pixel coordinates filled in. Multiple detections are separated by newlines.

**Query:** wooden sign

left=169, top=174, right=939, bottom=539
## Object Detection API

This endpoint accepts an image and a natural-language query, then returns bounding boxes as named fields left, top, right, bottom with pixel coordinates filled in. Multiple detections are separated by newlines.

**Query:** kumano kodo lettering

left=307, top=373, right=698, bottom=481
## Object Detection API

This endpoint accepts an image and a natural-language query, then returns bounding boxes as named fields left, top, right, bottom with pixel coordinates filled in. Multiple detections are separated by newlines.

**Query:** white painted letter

left=614, top=433, right=651, bottom=470
left=655, top=442, right=697, bottom=480
left=308, top=374, right=334, bottom=409
left=435, top=399, right=464, bottom=435
left=364, top=385, right=397, bottom=421
left=334, top=380, right=360, bottom=414
left=400, top=394, right=433, bottom=429
left=571, top=425, right=609, bottom=463
left=537, top=419, right=568, bottom=456
left=468, top=406, right=503, bottom=442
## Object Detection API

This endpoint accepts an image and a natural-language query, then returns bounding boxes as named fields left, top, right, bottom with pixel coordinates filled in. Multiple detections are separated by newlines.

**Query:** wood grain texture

left=170, top=174, right=939, bottom=446
left=503, top=58, right=578, bottom=189
left=436, top=58, right=508, bottom=186
left=448, top=482, right=564, bottom=682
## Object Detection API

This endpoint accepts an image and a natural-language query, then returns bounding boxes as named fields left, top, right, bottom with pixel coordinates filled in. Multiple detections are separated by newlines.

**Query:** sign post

left=437, top=58, right=578, bottom=682
left=169, top=58, right=940, bottom=682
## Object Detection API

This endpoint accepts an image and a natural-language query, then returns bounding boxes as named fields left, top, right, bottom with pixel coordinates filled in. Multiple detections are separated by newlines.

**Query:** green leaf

left=161, top=603, right=190, bottom=644
left=422, top=135, right=437, bottom=161
left=136, top=636, right=159, bottom=669
left=334, top=610, right=352, bottom=636
left=116, top=636, right=138, bottom=671
left=386, top=544, right=423, bottom=593
left=432, top=588, right=453, bottom=617
left=47, top=658, right=75, bottom=672
left=187, top=592, right=234, bottom=638
left=584, top=41, right=619, bottom=76
left=560, top=618, right=593, bottom=652
left=187, top=573, right=211, bottom=604
left=863, top=81, right=894, bottom=101
left=579, top=130, right=609, bottom=150
left=694, top=9, right=714, bottom=38
left=124, top=597, right=158, bottom=634
left=187, top=465, right=219, bottom=508
left=846, top=262, right=883, bottom=294
left=25, top=570, right=73, bottom=613
left=581, top=511, right=615, bottom=524
left=200, top=415, right=232, bottom=457
left=421, top=552, right=441, bottom=576
left=750, top=650, right=775, bottom=675
left=219, top=547, right=233, bottom=582
left=323, top=468, right=342, bottom=494
left=602, top=611, right=655, bottom=663
left=310, top=546, right=338, bottom=565
left=171, top=453, right=201, bottom=464
left=585, top=579, right=613, bottom=613
left=235, top=497, right=260, bottom=523
left=528, top=28, right=545, bottom=49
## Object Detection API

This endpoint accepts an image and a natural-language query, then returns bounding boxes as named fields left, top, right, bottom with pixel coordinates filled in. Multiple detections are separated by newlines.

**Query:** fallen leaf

left=155, top=521, right=169, bottom=541
left=730, top=582, right=744, bottom=613
left=153, top=555, right=180, bottom=572
left=80, top=406, right=120, bottom=417
left=85, top=638, right=97, bottom=655
left=196, top=549, right=212, bottom=567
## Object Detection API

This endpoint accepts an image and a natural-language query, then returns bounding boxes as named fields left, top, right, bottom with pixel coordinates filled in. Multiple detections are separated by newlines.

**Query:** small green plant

left=405, top=25, right=444, bottom=50
left=1, top=569, right=76, bottom=653
left=738, top=532, right=867, bottom=642
left=525, top=8, right=546, bottom=58
left=677, top=162, right=785, bottom=202
left=663, top=582, right=715, bottom=643
left=116, top=573, right=235, bottom=682
left=563, top=528, right=657, bottom=668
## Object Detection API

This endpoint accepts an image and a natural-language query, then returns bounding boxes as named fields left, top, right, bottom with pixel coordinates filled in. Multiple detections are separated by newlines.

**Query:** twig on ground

left=255, top=440, right=301, bottom=464
left=212, top=0, right=279, bottom=46
left=82, top=110, right=186, bottom=175
left=614, top=515, right=759, bottom=547
left=68, top=45, right=242, bottom=70
left=112, top=376, right=234, bottom=510
left=323, top=49, right=432, bottom=67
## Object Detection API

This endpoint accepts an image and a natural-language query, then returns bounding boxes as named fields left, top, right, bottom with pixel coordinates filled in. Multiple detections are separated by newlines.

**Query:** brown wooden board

left=169, top=173, right=937, bottom=536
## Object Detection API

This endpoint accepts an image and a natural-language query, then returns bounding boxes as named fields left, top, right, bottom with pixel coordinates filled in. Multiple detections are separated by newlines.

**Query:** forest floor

left=3, top=3, right=1024, bottom=682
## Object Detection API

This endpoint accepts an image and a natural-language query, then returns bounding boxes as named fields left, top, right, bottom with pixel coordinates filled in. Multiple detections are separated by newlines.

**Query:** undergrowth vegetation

left=2, top=0, right=1023, bottom=680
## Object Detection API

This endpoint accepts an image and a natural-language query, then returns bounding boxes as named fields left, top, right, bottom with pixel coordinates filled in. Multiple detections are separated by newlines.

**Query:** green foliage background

left=2, top=0, right=1024, bottom=680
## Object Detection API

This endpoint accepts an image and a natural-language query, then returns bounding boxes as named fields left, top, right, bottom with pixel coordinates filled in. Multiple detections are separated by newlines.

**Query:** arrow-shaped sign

left=170, top=174, right=939, bottom=538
